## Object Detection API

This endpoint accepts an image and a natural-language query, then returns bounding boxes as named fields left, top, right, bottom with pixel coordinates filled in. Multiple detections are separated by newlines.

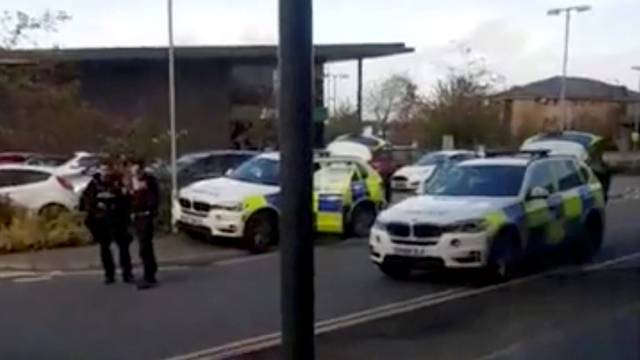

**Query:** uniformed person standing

left=82, top=160, right=133, bottom=284
left=128, top=158, right=160, bottom=290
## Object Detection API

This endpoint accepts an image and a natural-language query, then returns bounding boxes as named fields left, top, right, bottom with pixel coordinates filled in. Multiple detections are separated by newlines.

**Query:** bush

left=0, top=198, right=89, bottom=254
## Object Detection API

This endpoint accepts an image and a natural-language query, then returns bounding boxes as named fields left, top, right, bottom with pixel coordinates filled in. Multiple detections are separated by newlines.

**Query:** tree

left=325, top=102, right=361, bottom=142
left=421, top=46, right=510, bottom=148
left=0, top=10, right=71, bottom=49
left=0, top=10, right=126, bottom=155
left=366, top=74, right=419, bottom=138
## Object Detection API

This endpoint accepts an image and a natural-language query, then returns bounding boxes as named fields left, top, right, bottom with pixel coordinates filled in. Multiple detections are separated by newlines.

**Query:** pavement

left=0, top=176, right=638, bottom=360
left=0, top=233, right=247, bottom=272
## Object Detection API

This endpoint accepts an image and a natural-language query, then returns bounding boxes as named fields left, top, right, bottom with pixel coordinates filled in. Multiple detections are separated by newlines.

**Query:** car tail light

left=56, top=176, right=74, bottom=192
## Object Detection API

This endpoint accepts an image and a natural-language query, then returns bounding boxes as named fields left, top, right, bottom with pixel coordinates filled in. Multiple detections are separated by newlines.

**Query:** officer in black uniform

left=128, top=158, right=160, bottom=290
left=82, top=160, right=133, bottom=284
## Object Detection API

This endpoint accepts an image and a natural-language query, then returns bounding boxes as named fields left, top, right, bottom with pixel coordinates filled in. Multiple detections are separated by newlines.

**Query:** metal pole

left=560, top=10, right=571, bottom=129
left=332, top=74, right=338, bottom=115
left=357, top=58, right=363, bottom=125
left=167, top=0, right=178, bottom=233
left=278, top=0, right=315, bottom=358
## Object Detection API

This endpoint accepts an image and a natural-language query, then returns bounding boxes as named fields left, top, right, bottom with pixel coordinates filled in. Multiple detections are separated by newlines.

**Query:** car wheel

left=488, top=229, right=521, bottom=282
left=349, top=204, right=377, bottom=238
left=575, top=214, right=603, bottom=262
left=244, top=212, right=277, bottom=254
left=378, top=263, right=411, bottom=280
left=38, top=204, right=69, bottom=221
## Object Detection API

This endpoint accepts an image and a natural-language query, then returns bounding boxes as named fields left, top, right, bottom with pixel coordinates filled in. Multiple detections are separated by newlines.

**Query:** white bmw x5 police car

left=370, top=151, right=605, bottom=280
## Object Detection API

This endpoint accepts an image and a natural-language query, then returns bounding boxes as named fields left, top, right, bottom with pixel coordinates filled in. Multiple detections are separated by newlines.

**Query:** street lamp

left=167, top=0, right=178, bottom=232
left=547, top=4, right=592, bottom=129
left=324, top=72, right=349, bottom=115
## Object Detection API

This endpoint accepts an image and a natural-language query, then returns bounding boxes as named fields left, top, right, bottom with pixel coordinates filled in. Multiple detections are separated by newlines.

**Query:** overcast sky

left=4, top=0, right=640, bottom=103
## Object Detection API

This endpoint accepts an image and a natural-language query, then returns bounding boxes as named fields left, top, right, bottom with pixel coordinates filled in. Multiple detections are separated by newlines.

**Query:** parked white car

left=55, top=152, right=103, bottom=177
left=391, top=150, right=476, bottom=191
left=0, top=165, right=79, bottom=214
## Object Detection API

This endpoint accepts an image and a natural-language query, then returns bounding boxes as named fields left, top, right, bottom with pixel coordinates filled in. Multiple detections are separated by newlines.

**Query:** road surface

left=0, top=177, right=638, bottom=360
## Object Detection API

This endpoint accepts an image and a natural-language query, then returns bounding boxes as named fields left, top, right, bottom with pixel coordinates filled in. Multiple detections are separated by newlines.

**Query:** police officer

left=128, top=158, right=160, bottom=290
left=82, top=159, right=133, bottom=284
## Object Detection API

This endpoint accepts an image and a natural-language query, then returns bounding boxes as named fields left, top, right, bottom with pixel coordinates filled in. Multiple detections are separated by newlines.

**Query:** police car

left=174, top=152, right=385, bottom=252
left=370, top=150, right=605, bottom=280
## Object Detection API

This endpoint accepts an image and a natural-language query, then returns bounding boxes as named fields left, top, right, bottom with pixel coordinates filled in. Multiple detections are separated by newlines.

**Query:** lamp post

left=547, top=5, right=592, bottom=128
left=167, top=0, right=178, bottom=232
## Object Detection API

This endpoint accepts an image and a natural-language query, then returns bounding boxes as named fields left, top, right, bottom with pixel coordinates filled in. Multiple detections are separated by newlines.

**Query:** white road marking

left=0, top=271, right=39, bottom=279
left=473, top=342, right=524, bottom=360
left=13, top=275, right=53, bottom=283
left=583, top=250, right=640, bottom=271
left=215, top=253, right=276, bottom=267
left=164, top=251, right=640, bottom=360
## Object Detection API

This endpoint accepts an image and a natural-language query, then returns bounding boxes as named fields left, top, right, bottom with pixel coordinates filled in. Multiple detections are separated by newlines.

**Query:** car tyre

left=244, top=212, right=277, bottom=254
left=349, top=204, right=377, bottom=238
left=378, top=263, right=411, bottom=280
left=487, top=229, right=521, bottom=282
left=574, top=214, right=603, bottom=262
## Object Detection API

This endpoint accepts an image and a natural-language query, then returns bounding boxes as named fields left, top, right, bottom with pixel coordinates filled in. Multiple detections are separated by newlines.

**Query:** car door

left=523, top=161, right=559, bottom=252
left=551, top=159, right=588, bottom=241
left=0, top=169, right=51, bottom=209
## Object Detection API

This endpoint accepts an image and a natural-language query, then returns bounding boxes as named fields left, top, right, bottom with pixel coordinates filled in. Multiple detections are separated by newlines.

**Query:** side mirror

left=528, top=186, right=550, bottom=200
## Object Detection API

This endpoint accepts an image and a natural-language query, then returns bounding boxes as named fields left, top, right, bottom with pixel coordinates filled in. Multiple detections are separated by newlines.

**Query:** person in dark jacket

left=127, top=158, right=160, bottom=290
left=81, top=160, right=133, bottom=284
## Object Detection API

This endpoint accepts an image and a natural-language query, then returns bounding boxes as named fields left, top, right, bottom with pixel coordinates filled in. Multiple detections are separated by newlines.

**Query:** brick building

left=497, top=76, right=640, bottom=149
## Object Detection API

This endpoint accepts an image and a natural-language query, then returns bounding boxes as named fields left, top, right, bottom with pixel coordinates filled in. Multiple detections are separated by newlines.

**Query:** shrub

left=0, top=198, right=89, bottom=254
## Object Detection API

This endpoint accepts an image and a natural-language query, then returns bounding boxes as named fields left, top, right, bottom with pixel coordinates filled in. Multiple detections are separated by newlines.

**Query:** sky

left=3, top=0, right=640, bottom=104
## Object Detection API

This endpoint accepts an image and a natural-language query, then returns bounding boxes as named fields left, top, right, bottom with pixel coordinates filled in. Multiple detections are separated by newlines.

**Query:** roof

left=461, top=158, right=530, bottom=167
left=497, top=76, right=640, bottom=102
left=1, top=43, right=414, bottom=64
left=0, top=164, right=56, bottom=173
left=257, top=152, right=365, bottom=163
left=522, top=131, right=601, bottom=149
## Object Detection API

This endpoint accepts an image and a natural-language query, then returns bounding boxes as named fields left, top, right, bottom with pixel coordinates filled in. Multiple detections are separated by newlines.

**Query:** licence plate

left=181, top=216, right=203, bottom=226
left=393, top=247, right=427, bottom=257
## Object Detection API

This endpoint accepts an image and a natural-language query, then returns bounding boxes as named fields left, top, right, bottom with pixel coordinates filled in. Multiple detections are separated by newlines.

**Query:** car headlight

left=211, top=201, right=243, bottom=212
left=445, top=219, right=487, bottom=233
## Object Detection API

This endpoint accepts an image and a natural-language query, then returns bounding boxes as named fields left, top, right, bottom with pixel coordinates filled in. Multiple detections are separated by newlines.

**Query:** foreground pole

left=278, top=0, right=315, bottom=359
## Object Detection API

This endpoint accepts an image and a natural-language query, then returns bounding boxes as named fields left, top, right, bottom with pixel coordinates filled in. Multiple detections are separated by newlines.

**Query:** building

left=2, top=43, right=412, bottom=152
left=497, top=76, right=640, bottom=148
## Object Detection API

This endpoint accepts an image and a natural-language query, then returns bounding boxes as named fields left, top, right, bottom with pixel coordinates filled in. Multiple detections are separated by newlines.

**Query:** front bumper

left=173, top=203, right=245, bottom=238
left=369, top=227, right=490, bottom=269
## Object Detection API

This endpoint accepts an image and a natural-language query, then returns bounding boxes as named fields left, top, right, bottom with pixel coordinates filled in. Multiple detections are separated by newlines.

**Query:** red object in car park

left=0, top=152, right=36, bottom=165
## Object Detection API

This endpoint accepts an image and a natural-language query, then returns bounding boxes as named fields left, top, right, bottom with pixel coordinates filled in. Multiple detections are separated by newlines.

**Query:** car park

left=391, top=150, right=476, bottom=191
left=174, top=152, right=385, bottom=252
left=370, top=151, right=605, bottom=280
left=0, top=164, right=79, bottom=215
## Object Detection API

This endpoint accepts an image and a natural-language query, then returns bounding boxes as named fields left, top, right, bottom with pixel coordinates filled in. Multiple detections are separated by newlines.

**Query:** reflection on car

left=392, top=150, right=476, bottom=192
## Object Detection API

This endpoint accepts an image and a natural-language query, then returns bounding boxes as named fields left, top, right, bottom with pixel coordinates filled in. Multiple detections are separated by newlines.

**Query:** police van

left=370, top=151, right=605, bottom=280
left=174, top=152, right=385, bottom=252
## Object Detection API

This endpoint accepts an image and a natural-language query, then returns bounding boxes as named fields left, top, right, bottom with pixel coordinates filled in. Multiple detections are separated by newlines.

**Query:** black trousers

left=134, top=216, right=157, bottom=282
left=91, top=219, right=132, bottom=280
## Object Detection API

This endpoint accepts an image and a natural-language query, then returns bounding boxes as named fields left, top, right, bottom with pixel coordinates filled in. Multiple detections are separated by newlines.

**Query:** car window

left=552, top=160, right=585, bottom=191
left=354, top=162, right=369, bottom=179
left=0, top=169, right=50, bottom=187
left=77, top=156, right=101, bottom=168
left=526, top=162, right=557, bottom=194
left=425, top=165, right=526, bottom=197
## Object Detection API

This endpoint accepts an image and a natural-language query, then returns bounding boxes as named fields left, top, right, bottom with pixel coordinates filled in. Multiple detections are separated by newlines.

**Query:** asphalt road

left=0, top=176, right=638, bottom=360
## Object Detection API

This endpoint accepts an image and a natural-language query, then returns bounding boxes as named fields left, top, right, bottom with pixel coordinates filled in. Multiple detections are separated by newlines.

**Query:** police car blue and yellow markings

left=484, top=182, right=603, bottom=252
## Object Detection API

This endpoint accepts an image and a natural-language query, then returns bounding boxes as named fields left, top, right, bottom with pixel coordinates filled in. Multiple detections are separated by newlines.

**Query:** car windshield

left=416, top=153, right=448, bottom=166
left=425, top=165, right=526, bottom=197
left=227, top=157, right=279, bottom=186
